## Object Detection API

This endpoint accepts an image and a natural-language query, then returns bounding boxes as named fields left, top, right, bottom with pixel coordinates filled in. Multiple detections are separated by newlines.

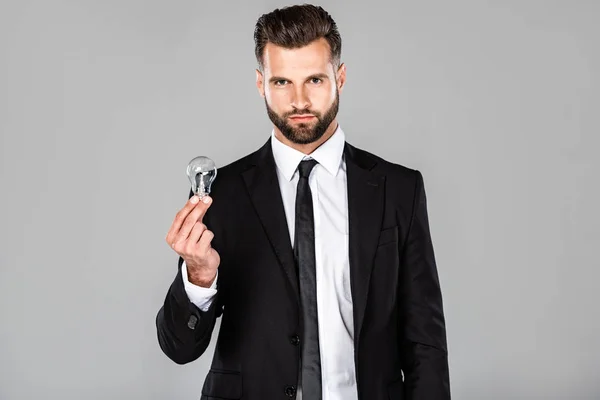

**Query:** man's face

left=256, top=38, right=346, bottom=145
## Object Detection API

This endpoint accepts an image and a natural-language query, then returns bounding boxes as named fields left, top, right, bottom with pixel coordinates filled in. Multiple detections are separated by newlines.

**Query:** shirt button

left=290, top=335, right=300, bottom=346
left=284, top=385, right=296, bottom=397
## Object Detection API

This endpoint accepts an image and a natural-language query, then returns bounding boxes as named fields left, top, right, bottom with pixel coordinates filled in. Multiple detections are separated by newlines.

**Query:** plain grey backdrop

left=1, top=0, right=598, bottom=399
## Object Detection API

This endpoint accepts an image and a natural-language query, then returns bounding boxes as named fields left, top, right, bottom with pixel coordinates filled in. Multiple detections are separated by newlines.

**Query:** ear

left=256, top=69, right=265, bottom=98
left=336, top=63, right=347, bottom=93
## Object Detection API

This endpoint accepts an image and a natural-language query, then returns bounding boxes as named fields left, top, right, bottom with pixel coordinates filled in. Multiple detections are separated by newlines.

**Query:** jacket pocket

left=201, top=369, right=242, bottom=399
left=377, top=225, right=399, bottom=247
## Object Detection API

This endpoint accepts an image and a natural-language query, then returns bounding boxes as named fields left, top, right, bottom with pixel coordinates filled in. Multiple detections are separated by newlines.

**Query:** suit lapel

left=241, top=140, right=300, bottom=303
left=344, top=142, right=386, bottom=347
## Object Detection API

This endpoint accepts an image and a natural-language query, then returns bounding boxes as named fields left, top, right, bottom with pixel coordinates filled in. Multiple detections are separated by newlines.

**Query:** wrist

left=188, top=269, right=217, bottom=288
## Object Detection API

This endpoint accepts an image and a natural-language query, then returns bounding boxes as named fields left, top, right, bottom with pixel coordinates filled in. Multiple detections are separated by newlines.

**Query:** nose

left=290, top=85, right=311, bottom=110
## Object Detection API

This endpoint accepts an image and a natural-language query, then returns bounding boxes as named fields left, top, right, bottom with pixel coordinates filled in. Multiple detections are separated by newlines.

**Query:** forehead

left=262, top=37, right=333, bottom=77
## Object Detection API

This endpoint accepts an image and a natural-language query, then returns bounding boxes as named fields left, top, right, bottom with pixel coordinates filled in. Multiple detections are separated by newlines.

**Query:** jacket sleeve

left=155, top=189, right=222, bottom=365
left=399, top=170, right=451, bottom=399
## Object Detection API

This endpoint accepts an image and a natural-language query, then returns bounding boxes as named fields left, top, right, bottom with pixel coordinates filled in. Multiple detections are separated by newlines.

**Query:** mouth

left=288, top=115, right=316, bottom=122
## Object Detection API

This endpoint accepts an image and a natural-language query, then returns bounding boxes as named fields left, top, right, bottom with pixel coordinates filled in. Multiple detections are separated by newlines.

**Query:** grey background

left=1, top=1, right=598, bottom=399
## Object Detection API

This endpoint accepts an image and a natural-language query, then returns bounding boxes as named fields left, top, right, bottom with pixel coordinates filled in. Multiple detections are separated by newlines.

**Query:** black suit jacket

left=156, top=139, right=450, bottom=399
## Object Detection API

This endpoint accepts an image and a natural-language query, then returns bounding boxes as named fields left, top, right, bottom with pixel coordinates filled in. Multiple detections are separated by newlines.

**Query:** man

left=157, top=4, right=450, bottom=399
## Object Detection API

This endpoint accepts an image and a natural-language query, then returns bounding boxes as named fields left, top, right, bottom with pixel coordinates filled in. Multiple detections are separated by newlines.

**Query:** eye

left=310, top=77, right=322, bottom=84
left=274, top=79, right=288, bottom=86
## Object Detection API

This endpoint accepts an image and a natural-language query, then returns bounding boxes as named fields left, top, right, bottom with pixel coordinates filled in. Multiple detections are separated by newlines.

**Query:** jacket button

left=284, top=385, right=296, bottom=397
left=187, top=314, right=198, bottom=330
left=290, top=335, right=300, bottom=346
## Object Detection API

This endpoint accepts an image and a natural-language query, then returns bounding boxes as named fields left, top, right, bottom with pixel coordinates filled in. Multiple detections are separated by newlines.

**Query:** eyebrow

left=268, top=73, right=329, bottom=83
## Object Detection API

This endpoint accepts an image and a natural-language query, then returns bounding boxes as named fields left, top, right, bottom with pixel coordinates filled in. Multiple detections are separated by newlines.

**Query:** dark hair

left=254, top=4, right=342, bottom=71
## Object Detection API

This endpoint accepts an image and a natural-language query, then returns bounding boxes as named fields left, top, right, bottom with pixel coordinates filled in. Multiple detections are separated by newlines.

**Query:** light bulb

left=186, top=156, right=217, bottom=198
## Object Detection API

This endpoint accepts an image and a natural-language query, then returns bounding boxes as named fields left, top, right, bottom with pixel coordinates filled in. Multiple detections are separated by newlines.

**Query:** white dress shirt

left=182, top=125, right=357, bottom=400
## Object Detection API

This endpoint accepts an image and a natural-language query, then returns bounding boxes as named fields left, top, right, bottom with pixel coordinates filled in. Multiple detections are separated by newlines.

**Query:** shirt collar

left=270, top=125, right=346, bottom=181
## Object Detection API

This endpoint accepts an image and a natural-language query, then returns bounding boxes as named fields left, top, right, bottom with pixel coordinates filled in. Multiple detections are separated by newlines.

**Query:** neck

left=274, top=120, right=339, bottom=155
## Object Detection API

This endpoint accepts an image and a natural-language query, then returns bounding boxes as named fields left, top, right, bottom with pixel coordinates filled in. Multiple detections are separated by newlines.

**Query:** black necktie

left=294, top=159, right=322, bottom=399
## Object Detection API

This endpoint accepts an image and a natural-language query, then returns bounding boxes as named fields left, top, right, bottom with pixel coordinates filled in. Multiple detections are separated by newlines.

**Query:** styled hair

left=254, top=4, right=342, bottom=71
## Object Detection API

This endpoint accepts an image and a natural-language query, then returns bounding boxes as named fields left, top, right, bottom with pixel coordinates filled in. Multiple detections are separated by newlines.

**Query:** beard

left=265, top=90, right=339, bottom=145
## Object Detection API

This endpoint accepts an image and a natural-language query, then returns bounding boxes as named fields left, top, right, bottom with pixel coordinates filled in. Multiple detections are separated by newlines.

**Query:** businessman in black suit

left=157, top=4, right=450, bottom=399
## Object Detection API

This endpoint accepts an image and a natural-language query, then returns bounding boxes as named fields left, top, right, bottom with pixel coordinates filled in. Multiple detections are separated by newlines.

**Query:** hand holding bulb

left=164, top=156, right=220, bottom=288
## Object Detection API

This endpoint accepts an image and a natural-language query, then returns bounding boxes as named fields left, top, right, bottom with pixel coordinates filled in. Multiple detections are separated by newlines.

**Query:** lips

left=289, top=115, right=315, bottom=121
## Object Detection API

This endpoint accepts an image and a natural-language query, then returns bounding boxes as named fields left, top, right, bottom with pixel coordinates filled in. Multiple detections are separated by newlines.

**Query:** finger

left=166, top=195, right=201, bottom=245
left=197, top=229, right=215, bottom=254
left=175, top=196, right=212, bottom=244
left=187, top=221, right=207, bottom=246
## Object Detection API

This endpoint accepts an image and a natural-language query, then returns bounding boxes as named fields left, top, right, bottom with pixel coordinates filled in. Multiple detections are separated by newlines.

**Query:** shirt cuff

left=181, top=260, right=218, bottom=312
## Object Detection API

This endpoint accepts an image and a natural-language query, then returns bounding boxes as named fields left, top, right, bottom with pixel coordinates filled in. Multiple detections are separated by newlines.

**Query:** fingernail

left=202, top=196, right=211, bottom=204
left=190, top=196, right=199, bottom=204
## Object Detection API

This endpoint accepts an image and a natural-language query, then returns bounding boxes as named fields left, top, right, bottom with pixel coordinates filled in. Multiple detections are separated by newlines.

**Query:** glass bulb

left=186, top=156, right=217, bottom=197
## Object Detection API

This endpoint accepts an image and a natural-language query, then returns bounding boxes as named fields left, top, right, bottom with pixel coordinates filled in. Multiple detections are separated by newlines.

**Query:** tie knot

left=297, top=159, right=318, bottom=179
